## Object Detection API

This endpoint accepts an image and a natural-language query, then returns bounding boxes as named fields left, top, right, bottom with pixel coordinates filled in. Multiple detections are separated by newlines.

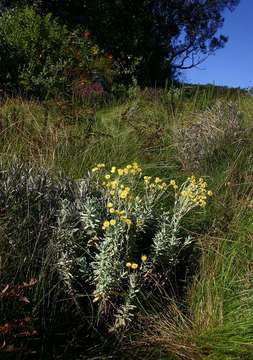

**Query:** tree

left=5, top=0, right=240, bottom=85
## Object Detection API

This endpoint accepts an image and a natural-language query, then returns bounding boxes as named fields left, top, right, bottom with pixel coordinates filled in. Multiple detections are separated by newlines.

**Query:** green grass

left=192, top=209, right=253, bottom=359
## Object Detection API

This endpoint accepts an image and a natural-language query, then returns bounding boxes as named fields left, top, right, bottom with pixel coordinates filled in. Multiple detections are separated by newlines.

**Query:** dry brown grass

left=135, top=302, right=202, bottom=360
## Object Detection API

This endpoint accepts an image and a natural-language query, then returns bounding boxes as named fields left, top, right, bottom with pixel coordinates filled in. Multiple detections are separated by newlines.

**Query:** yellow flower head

left=111, top=166, right=116, bottom=173
left=131, top=263, right=138, bottom=270
left=126, top=262, right=132, bottom=268
left=97, top=163, right=105, bottom=168
left=169, top=179, right=176, bottom=186
left=137, top=218, right=144, bottom=226
left=107, top=202, right=113, bottom=208
left=141, top=255, right=147, bottom=262
left=110, top=219, right=116, bottom=226
left=155, top=177, right=162, bottom=184
left=120, top=191, right=128, bottom=199
left=91, top=45, right=99, bottom=55
left=125, top=218, right=132, bottom=226
left=102, top=220, right=110, bottom=230
left=105, top=174, right=111, bottom=180
left=110, top=180, right=118, bottom=190
left=144, top=176, right=151, bottom=184
left=208, top=190, right=213, bottom=197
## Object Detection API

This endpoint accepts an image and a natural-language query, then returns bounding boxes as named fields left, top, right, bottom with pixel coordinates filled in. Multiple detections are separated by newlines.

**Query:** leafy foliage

left=6, top=0, right=240, bottom=85
left=0, top=6, right=113, bottom=98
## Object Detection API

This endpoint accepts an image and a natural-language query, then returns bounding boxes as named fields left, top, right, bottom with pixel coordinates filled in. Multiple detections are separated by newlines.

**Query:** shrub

left=0, top=7, right=113, bottom=98
left=0, top=161, right=212, bottom=347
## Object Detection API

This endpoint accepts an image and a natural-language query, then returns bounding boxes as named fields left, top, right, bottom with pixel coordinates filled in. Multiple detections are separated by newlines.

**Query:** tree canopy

left=4, top=0, right=240, bottom=85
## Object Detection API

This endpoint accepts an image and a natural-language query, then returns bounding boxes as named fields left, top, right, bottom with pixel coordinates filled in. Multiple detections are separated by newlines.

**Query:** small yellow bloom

left=126, top=262, right=132, bottom=268
left=137, top=218, right=144, bottom=226
left=131, top=263, right=138, bottom=270
left=120, top=191, right=128, bottom=199
left=110, top=219, right=116, bottom=226
left=155, top=177, right=161, bottom=184
left=144, top=176, right=151, bottom=184
left=107, top=202, right=113, bottom=208
left=125, top=218, right=132, bottom=225
left=208, top=190, right=213, bottom=197
left=199, top=200, right=206, bottom=208
left=117, top=169, right=124, bottom=176
left=105, top=174, right=111, bottom=180
left=97, top=163, right=105, bottom=168
left=110, top=180, right=118, bottom=189
left=110, top=191, right=115, bottom=196
left=91, top=45, right=99, bottom=55
left=111, top=166, right=116, bottom=173
left=109, top=208, right=115, bottom=214
left=170, top=179, right=176, bottom=186
left=102, top=220, right=110, bottom=230
left=92, top=167, right=99, bottom=172
left=141, top=255, right=147, bottom=262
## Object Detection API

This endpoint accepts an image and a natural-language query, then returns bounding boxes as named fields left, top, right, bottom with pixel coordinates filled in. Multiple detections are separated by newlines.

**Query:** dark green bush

left=0, top=7, right=113, bottom=98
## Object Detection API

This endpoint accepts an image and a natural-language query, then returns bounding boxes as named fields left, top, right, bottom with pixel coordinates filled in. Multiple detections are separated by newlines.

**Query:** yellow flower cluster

left=93, top=162, right=142, bottom=230
left=181, top=175, right=213, bottom=208
left=91, top=163, right=212, bottom=231
left=126, top=262, right=138, bottom=270
left=169, top=179, right=178, bottom=191
left=92, top=162, right=142, bottom=176
left=91, top=45, right=99, bottom=55
left=110, top=163, right=142, bottom=177
left=144, top=176, right=167, bottom=191
left=102, top=206, right=132, bottom=230
left=136, top=218, right=144, bottom=226
left=102, top=218, right=117, bottom=230
left=92, top=163, right=105, bottom=172
left=126, top=255, right=148, bottom=270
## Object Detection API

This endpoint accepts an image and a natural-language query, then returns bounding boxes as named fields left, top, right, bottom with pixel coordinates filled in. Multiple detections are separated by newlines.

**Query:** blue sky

left=185, top=0, right=252, bottom=88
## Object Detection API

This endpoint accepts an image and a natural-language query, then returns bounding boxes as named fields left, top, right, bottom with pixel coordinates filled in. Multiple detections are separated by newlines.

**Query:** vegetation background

left=1, top=1, right=253, bottom=360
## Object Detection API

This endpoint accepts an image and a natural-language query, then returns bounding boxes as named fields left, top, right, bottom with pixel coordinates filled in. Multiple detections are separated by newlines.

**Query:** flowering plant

left=55, top=162, right=212, bottom=330
left=0, top=162, right=212, bottom=332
